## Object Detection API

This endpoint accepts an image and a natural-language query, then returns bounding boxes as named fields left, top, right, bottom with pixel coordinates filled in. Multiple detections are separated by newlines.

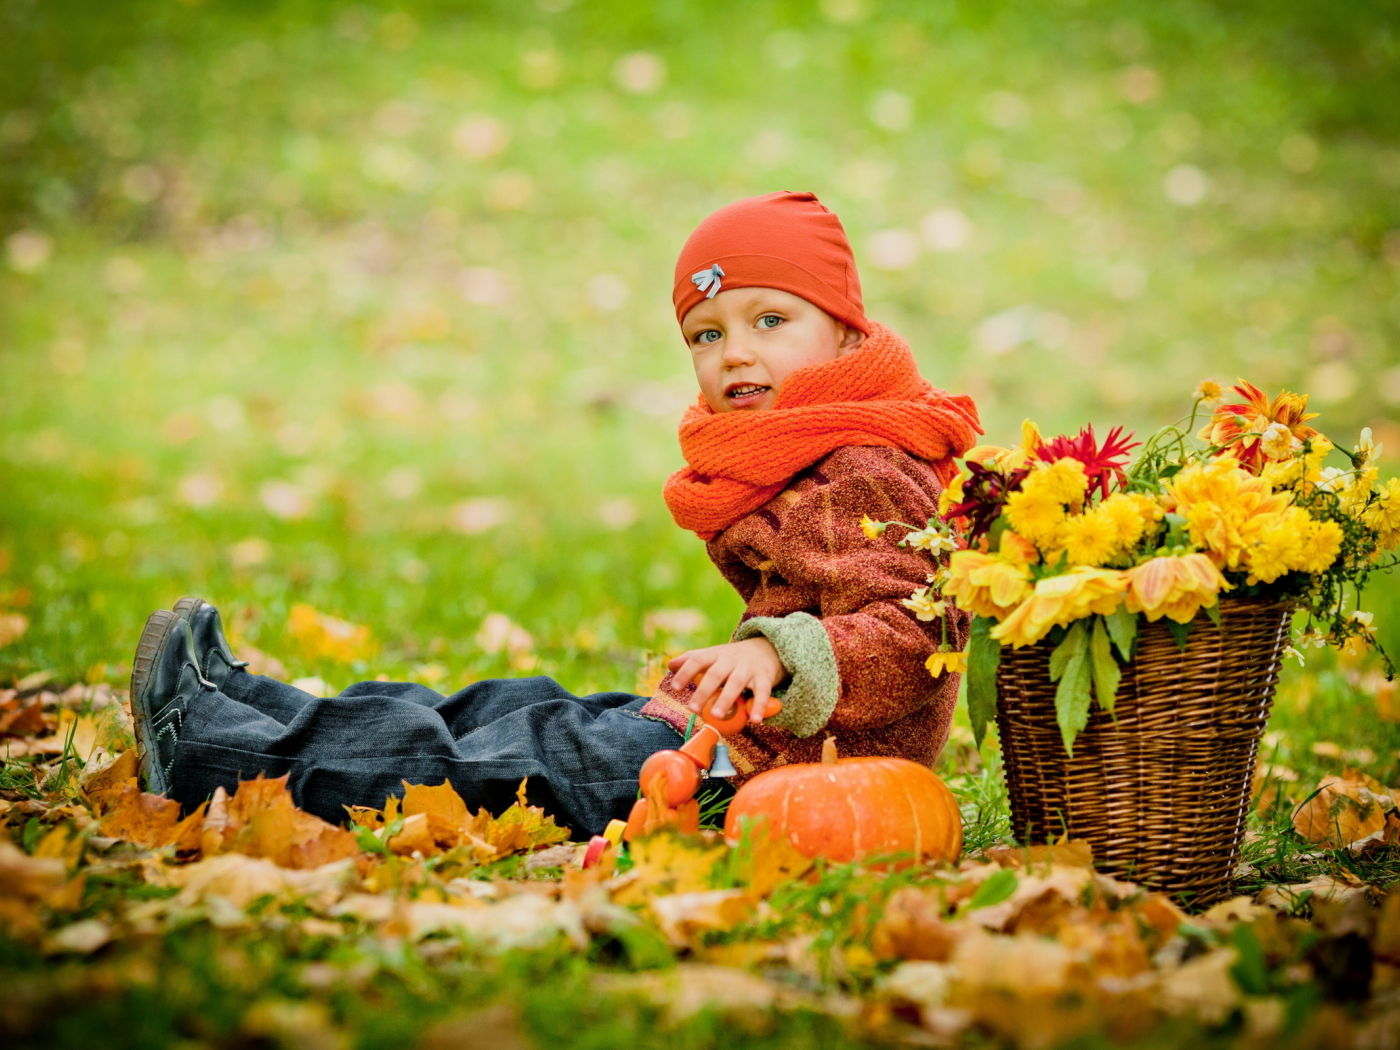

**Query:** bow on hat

left=691, top=263, right=725, bottom=299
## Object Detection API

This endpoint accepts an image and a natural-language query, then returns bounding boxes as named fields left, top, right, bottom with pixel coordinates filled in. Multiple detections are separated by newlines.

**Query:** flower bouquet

left=868, top=379, right=1398, bottom=896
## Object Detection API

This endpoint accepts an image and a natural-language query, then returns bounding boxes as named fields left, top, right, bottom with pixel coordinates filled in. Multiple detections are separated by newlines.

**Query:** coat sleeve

left=732, top=449, right=967, bottom=736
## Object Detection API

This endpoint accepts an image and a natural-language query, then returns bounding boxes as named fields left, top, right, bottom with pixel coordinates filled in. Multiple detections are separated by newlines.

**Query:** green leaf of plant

left=1089, top=616, right=1122, bottom=716
left=965, top=867, right=1019, bottom=911
left=966, top=616, right=1002, bottom=749
left=1049, top=618, right=1087, bottom=682
left=1103, top=605, right=1138, bottom=662
left=1205, top=602, right=1222, bottom=627
left=1166, top=618, right=1192, bottom=651
left=1050, top=621, right=1092, bottom=755
left=1229, top=923, right=1269, bottom=996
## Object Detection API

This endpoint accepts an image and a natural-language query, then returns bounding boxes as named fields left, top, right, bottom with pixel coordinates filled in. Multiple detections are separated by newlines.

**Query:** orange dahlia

left=1197, top=379, right=1319, bottom=471
left=1123, top=553, right=1231, bottom=623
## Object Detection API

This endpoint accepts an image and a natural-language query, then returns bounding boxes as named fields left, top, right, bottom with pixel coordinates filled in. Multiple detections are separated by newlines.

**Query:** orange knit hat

left=672, top=191, right=869, bottom=335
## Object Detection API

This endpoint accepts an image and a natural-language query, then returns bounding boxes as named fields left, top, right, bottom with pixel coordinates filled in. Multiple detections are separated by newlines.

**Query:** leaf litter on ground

left=4, top=692, right=1400, bottom=1048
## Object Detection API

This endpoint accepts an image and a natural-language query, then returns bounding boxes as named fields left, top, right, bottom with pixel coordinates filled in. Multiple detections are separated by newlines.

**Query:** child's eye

left=757, top=314, right=783, bottom=329
left=694, top=329, right=721, bottom=345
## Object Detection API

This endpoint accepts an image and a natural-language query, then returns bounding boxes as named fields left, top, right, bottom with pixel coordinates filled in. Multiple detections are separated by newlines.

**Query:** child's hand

left=668, top=637, right=787, bottom=725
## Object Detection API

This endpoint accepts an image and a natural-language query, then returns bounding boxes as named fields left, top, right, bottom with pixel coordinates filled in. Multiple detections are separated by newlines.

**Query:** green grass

left=2, top=1, right=1400, bottom=1045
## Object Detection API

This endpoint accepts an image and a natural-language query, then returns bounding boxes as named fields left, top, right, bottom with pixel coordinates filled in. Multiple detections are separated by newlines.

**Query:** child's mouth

left=725, top=383, right=770, bottom=406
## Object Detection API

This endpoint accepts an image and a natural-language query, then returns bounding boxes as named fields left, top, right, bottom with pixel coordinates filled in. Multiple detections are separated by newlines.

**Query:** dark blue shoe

left=129, top=610, right=208, bottom=796
left=172, top=596, right=247, bottom=690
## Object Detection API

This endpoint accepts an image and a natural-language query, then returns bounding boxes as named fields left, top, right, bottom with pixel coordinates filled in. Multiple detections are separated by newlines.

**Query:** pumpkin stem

left=821, top=736, right=838, bottom=764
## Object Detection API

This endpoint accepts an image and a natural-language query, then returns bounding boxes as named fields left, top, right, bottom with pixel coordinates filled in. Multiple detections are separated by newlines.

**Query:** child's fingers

left=666, top=650, right=693, bottom=671
left=708, top=673, right=749, bottom=722
left=749, top=679, right=773, bottom=722
left=689, top=662, right=729, bottom=713
left=670, top=652, right=712, bottom=694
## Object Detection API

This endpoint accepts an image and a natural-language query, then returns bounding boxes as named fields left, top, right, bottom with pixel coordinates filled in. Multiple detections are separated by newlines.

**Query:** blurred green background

left=2, top=0, right=1398, bottom=775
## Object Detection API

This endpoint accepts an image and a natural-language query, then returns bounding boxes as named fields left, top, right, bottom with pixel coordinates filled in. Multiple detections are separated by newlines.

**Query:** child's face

left=681, top=287, right=865, bottom=413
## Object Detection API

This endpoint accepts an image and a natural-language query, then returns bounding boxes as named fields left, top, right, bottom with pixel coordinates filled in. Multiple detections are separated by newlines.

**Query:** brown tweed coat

left=639, top=444, right=968, bottom=781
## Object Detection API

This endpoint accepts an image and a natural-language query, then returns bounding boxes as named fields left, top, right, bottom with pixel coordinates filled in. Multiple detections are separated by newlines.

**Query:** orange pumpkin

left=722, top=738, right=963, bottom=865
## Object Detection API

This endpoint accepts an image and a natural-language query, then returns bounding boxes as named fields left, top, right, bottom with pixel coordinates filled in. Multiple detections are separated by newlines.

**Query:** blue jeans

left=168, top=671, right=686, bottom=837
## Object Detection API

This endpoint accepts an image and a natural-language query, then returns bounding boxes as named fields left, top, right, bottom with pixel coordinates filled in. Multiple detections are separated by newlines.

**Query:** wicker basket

left=994, top=598, right=1291, bottom=902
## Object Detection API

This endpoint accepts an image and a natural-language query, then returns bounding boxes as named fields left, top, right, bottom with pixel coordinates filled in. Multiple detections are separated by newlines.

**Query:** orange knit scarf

left=663, top=322, right=982, bottom=539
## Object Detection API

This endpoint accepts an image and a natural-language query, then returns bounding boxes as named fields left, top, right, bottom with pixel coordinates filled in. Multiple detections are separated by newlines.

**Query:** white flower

left=1260, top=421, right=1296, bottom=461
left=901, top=587, right=947, bottom=622
left=906, top=527, right=957, bottom=554
left=1355, top=427, right=1383, bottom=470
left=1316, top=466, right=1347, bottom=493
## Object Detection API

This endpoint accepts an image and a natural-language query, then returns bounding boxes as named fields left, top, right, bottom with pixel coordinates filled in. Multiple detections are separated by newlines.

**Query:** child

left=128, top=191, right=981, bottom=836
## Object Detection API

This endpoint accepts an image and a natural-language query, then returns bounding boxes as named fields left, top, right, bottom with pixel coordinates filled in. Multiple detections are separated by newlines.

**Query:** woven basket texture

left=995, top=598, right=1291, bottom=902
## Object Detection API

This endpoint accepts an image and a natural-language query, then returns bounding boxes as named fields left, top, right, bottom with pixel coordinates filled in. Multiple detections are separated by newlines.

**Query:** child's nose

left=721, top=333, right=756, bottom=366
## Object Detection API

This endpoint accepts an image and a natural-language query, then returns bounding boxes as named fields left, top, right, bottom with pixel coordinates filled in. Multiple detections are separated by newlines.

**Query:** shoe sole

left=172, top=596, right=204, bottom=622
left=130, top=609, right=180, bottom=794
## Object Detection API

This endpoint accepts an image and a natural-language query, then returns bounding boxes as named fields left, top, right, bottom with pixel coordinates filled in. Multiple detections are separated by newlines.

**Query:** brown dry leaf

left=872, top=886, right=966, bottom=961
left=0, top=697, right=45, bottom=737
left=81, top=749, right=139, bottom=813
left=594, top=962, right=797, bottom=1022
left=1374, top=889, right=1400, bottom=962
left=100, top=782, right=207, bottom=852
left=420, top=1004, right=534, bottom=1050
left=287, top=603, right=377, bottom=664
left=32, top=824, right=85, bottom=871
left=1128, top=894, right=1187, bottom=946
left=0, top=840, right=83, bottom=934
left=402, top=779, right=471, bottom=826
left=611, top=831, right=727, bottom=907
left=649, top=889, right=755, bottom=947
left=169, top=853, right=356, bottom=910
left=1156, top=947, right=1241, bottom=1025
left=1199, top=896, right=1273, bottom=926
left=203, top=775, right=359, bottom=869
left=387, top=812, right=466, bottom=857
left=465, top=779, right=571, bottom=857
left=986, top=839, right=1094, bottom=870
left=0, top=611, right=28, bottom=648
left=1292, top=773, right=1395, bottom=847
left=1375, top=676, right=1398, bottom=722
left=1257, top=874, right=1371, bottom=911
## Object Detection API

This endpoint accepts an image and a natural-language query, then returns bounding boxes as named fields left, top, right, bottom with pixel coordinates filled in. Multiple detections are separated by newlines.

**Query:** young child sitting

left=127, top=191, right=981, bottom=836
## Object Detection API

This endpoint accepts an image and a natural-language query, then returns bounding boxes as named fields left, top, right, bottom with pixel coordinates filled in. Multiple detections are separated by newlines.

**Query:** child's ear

left=836, top=325, right=866, bottom=356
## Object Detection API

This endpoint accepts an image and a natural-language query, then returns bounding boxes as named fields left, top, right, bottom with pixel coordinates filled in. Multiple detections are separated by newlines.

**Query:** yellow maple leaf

left=287, top=603, right=377, bottom=664
left=612, top=831, right=728, bottom=907
left=202, top=775, right=360, bottom=868
left=1292, top=771, right=1395, bottom=847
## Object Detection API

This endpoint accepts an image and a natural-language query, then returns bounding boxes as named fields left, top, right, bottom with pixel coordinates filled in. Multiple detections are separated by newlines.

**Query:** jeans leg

left=221, top=671, right=321, bottom=724
left=169, top=675, right=681, bottom=837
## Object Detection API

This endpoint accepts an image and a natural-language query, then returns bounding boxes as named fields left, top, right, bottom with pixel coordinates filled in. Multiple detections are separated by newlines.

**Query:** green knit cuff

left=733, top=612, right=841, bottom=738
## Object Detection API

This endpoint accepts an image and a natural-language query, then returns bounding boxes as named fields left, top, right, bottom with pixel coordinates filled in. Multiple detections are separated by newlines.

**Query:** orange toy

left=622, top=697, right=781, bottom=842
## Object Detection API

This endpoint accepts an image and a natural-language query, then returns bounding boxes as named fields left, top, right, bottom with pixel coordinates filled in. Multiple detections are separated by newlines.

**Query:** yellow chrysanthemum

left=943, top=549, right=1034, bottom=619
left=1003, top=487, right=1067, bottom=549
left=1164, top=456, right=1293, bottom=570
left=1244, top=506, right=1310, bottom=584
left=1099, top=492, right=1150, bottom=553
left=1296, top=519, right=1343, bottom=574
left=937, top=470, right=970, bottom=517
left=1123, top=553, right=1230, bottom=624
left=1363, top=477, right=1400, bottom=550
left=1024, top=457, right=1090, bottom=509
left=1260, top=434, right=1335, bottom=492
left=860, top=514, right=887, bottom=540
left=926, top=650, right=968, bottom=677
left=1060, top=505, right=1120, bottom=567
left=989, top=568, right=1129, bottom=648
left=1193, top=379, right=1224, bottom=402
